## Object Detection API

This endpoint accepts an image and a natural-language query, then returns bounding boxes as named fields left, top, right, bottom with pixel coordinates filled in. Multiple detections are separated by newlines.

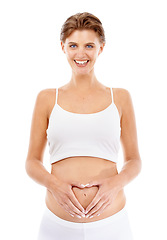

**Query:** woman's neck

left=69, top=72, right=100, bottom=92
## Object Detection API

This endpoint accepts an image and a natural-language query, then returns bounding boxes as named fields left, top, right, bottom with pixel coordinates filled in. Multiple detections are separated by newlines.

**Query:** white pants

left=37, top=206, right=134, bottom=240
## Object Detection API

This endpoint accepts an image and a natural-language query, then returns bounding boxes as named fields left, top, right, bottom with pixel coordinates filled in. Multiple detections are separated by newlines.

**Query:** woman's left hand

left=83, top=176, right=121, bottom=218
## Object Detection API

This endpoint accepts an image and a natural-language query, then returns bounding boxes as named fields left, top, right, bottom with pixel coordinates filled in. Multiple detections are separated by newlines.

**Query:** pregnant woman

left=26, top=12, right=142, bottom=240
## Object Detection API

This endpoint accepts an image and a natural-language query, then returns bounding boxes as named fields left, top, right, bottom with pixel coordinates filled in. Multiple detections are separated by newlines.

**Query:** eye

left=86, top=45, right=93, bottom=49
left=69, top=44, right=77, bottom=48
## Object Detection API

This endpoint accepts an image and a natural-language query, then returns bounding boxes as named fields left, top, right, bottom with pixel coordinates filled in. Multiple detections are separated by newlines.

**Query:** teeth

left=75, top=60, right=88, bottom=64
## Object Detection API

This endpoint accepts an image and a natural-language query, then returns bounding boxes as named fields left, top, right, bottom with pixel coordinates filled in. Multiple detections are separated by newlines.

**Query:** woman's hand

left=84, top=176, right=121, bottom=218
left=50, top=179, right=86, bottom=218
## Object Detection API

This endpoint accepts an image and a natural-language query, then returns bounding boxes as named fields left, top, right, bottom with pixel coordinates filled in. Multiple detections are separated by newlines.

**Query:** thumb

left=70, top=182, right=86, bottom=188
left=85, top=180, right=99, bottom=187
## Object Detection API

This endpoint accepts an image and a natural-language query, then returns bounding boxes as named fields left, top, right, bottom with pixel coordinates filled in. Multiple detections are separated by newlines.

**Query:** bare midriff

left=45, top=156, right=126, bottom=223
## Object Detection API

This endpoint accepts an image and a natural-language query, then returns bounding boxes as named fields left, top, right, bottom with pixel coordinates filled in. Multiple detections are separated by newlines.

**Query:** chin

left=74, top=68, right=94, bottom=76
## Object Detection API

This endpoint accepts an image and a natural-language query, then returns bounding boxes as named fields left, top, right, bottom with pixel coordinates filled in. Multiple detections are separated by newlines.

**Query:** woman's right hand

left=50, top=179, right=86, bottom=218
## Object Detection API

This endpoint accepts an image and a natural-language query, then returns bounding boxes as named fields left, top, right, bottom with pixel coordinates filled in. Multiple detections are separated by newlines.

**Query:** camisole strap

left=110, top=87, right=114, bottom=104
left=55, top=88, right=58, bottom=105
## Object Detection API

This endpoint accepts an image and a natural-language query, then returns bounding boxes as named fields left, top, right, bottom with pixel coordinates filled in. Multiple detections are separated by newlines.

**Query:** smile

left=74, top=60, right=89, bottom=66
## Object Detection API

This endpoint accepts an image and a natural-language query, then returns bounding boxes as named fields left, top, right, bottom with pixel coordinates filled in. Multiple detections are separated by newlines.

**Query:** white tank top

left=46, top=87, right=121, bottom=164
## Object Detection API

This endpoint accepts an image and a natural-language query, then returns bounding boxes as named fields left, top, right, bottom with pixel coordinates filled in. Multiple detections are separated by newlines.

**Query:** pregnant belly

left=45, top=185, right=100, bottom=221
left=72, top=185, right=99, bottom=209
left=45, top=156, right=126, bottom=222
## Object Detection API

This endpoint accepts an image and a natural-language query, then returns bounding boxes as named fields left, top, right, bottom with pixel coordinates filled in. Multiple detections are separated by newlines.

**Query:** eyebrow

left=68, top=42, right=95, bottom=45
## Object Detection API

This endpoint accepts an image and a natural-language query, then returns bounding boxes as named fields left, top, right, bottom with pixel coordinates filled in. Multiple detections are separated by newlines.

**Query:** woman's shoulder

left=35, top=88, right=57, bottom=115
left=112, top=88, right=133, bottom=117
left=37, top=88, right=56, bottom=98
left=35, top=88, right=57, bottom=105
left=112, top=87, right=131, bottom=102
left=113, top=87, right=130, bottom=95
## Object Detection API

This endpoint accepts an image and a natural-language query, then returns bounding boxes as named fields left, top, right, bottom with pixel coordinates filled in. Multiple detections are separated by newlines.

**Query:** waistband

left=44, top=206, right=127, bottom=229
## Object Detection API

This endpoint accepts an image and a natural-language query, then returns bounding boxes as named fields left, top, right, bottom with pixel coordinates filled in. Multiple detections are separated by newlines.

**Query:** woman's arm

left=115, top=88, right=142, bottom=189
left=25, top=89, right=85, bottom=217
left=25, top=89, right=57, bottom=191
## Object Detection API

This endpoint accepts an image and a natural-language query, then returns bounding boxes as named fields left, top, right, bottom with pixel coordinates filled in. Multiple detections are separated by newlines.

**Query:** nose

left=76, top=47, right=86, bottom=58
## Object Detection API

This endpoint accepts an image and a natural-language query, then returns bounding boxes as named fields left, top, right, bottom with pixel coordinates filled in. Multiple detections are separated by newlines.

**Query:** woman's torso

left=45, top=84, right=126, bottom=222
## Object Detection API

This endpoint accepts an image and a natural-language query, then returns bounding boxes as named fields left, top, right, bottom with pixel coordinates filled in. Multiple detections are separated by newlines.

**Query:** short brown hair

left=60, top=12, right=105, bottom=43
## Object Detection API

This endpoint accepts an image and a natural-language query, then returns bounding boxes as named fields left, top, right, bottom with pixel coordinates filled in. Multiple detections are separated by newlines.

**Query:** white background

left=0, top=0, right=167, bottom=239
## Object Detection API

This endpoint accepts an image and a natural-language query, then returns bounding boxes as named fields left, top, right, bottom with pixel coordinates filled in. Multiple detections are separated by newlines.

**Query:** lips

left=74, top=59, right=89, bottom=67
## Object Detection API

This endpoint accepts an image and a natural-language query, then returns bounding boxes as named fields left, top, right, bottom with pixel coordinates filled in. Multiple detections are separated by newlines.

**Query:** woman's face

left=61, top=29, right=105, bottom=75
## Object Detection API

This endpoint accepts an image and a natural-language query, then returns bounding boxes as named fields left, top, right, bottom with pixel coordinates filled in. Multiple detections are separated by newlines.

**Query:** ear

left=61, top=41, right=65, bottom=53
left=98, top=42, right=105, bottom=56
